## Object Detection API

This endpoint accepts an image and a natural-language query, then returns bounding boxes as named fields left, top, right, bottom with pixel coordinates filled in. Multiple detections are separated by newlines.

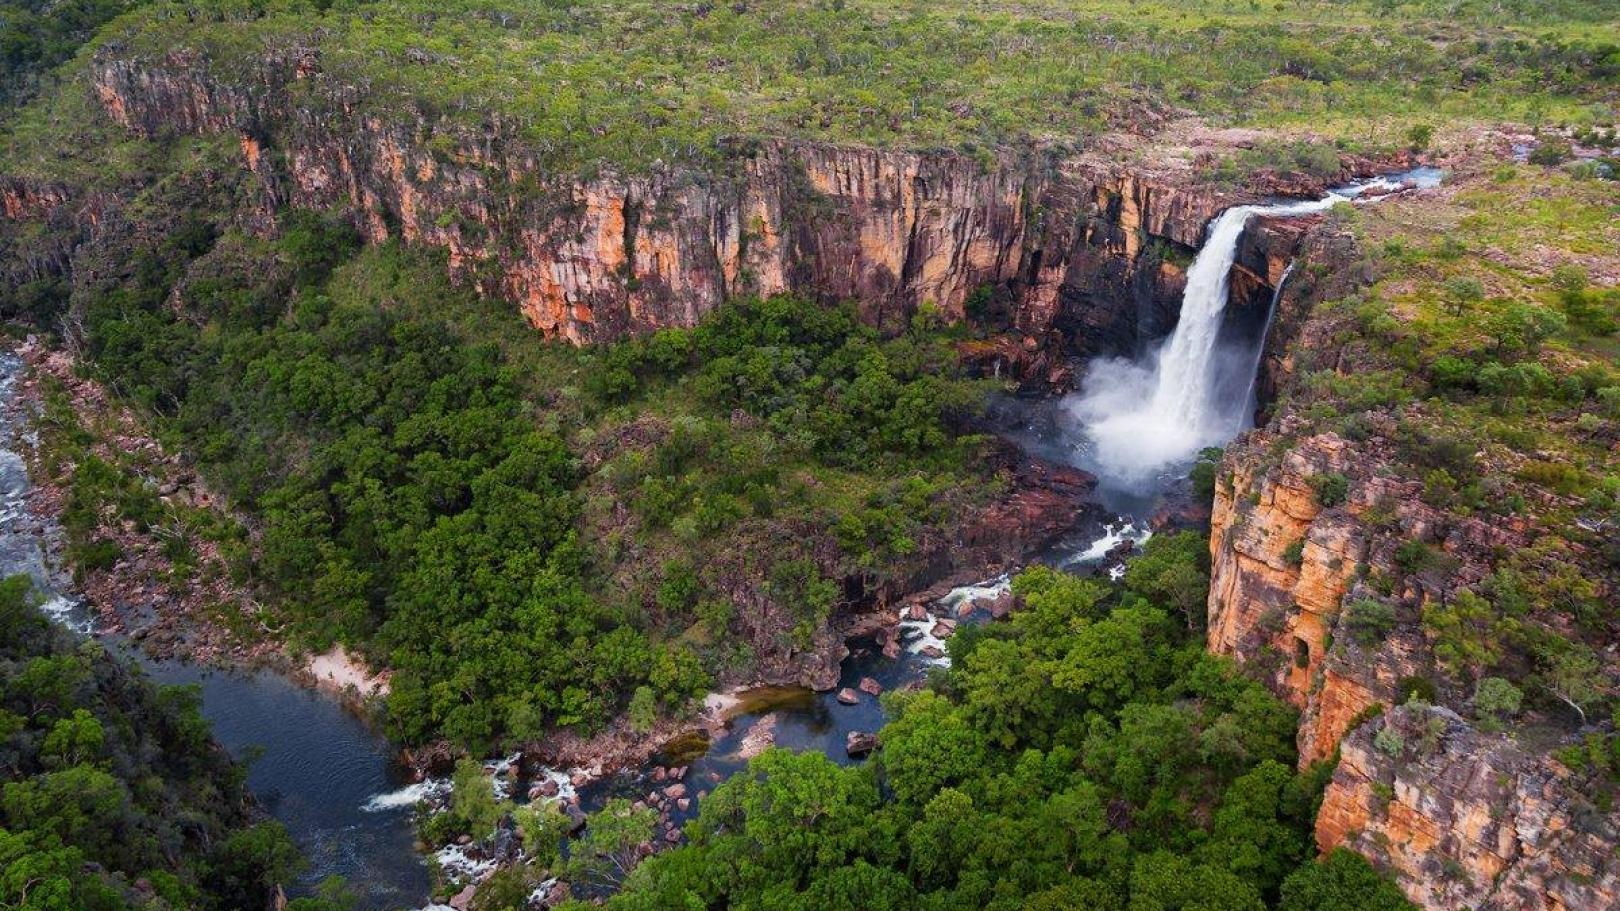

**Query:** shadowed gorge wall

left=79, top=48, right=1319, bottom=354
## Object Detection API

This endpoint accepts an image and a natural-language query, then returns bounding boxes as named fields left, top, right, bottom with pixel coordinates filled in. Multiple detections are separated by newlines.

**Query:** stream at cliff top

left=5, top=166, right=1443, bottom=909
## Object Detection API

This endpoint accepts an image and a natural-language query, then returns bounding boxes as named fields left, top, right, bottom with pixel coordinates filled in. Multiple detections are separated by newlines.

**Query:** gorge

left=2, top=3, right=1617, bottom=910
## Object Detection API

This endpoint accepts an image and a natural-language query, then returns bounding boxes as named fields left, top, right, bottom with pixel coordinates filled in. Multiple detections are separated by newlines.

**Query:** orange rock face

left=1318, top=706, right=1620, bottom=911
left=80, top=50, right=1314, bottom=352
left=1207, top=431, right=1366, bottom=764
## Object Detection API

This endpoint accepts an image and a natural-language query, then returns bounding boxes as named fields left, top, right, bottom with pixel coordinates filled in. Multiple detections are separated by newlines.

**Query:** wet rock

left=836, top=687, right=860, bottom=705
left=956, top=599, right=976, bottom=618
left=564, top=804, right=588, bottom=834
left=677, top=797, right=690, bottom=811
left=449, top=884, right=476, bottom=911
left=663, top=782, right=687, bottom=799
left=846, top=731, right=877, bottom=756
left=652, top=766, right=666, bottom=782
left=569, top=772, right=590, bottom=789
left=534, top=778, right=559, bottom=798
left=881, top=635, right=902, bottom=659
left=858, top=676, right=882, bottom=696
left=671, top=766, right=686, bottom=779
left=737, top=713, right=778, bottom=760
left=930, top=619, right=957, bottom=638
left=903, top=604, right=929, bottom=621
left=919, top=644, right=945, bottom=659
left=664, top=827, right=682, bottom=843
left=541, top=881, right=571, bottom=907
left=987, top=591, right=1013, bottom=618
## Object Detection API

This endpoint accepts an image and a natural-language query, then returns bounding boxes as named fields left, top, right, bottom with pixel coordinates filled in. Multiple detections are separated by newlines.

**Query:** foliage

left=80, top=0, right=1620, bottom=174
left=1342, top=598, right=1397, bottom=648
left=18, top=182, right=991, bottom=749
left=1309, top=473, right=1349, bottom=508
left=1278, top=849, right=1415, bottom=911
left=0, top=575, right=340, bottom=910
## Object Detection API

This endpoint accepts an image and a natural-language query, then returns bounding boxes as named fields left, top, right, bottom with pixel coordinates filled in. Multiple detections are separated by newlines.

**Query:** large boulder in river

left=449, top=884, right=476, bottom=911
left=846, top=731, right=877, bottom=756
left=836, top=687, right=860, bottom=705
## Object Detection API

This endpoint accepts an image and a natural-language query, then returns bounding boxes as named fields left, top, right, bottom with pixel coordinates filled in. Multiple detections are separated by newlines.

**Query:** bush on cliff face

left=577, top=547, right=1412, bottom=911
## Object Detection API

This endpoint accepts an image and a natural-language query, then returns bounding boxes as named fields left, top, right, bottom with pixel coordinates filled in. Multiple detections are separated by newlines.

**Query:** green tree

left=1278, top=849, right=1415, bottom=911
left=566, top=799, right=658, bottom=891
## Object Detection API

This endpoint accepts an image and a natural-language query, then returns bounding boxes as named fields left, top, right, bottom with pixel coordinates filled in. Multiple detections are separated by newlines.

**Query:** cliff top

left=78, top=0, right=1620, bottom=172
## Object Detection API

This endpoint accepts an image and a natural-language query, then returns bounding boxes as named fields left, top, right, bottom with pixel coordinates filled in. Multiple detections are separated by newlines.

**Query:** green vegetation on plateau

left=0, top=576, right=346, bottom=911
left=1274, top=153, right=1620, bottom=758
left=81, top=0, right=1620, bottom=170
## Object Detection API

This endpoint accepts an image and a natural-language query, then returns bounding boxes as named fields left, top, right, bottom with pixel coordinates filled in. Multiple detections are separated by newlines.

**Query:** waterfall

left=1235, top=260, right=1295, bottom=430
left=1068, top=193, right=1352, bottom=486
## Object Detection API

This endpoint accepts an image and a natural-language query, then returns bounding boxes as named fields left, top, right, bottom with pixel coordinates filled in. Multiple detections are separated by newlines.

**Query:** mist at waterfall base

left=1055, top=169, right=1441, bottom=505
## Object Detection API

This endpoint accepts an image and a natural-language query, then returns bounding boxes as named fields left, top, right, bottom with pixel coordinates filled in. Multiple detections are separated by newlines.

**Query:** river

left=0, top=349, right=430, bottom=910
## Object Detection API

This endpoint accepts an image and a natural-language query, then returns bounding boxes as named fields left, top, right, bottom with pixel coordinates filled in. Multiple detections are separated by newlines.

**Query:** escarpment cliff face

left=1318, top=705, right=1620, bottom=911
left=1206, top=220, right=1620, bottom=908
left=78, top=49, right=1313, bottom=353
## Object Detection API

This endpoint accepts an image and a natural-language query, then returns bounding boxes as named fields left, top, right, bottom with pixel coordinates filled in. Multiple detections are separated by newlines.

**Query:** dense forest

left=422, top=539, right=1416, bottom=910
left=0, top=575, right=348, bottom=910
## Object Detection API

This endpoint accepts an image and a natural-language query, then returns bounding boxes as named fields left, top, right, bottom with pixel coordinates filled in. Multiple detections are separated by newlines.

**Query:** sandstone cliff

left=1206, top=202, right=1619, bottom=909
left=1318, top=704, right=1620, bottom=910
left=76, top=48, right=1320, bottom=357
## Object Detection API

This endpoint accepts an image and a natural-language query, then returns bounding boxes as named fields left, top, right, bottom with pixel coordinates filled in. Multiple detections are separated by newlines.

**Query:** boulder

left=836, top=687, right=860, bottom=705
left=846, top=731, right=878, bottom=756
left=677, top=797, right=691, bottom=811
left=564, top=804, right=588, bottom=834
left=919, top=644, right=945, bottom=659
left=858, top=676, right=883, bottom=696
left=930, top=619, right=957, bottom=638
left=449, top=884, right=476, bottom=911
left=663, top=782, right=687, bottom=799
left=903, top=604, right=929, bottom=621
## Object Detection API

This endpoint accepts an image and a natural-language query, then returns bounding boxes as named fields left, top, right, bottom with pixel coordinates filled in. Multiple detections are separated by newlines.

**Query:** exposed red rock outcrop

left=1206, top=212, right=1618, bottom=908
left=1318, top=705, right=1620, bottom=911
left=80, top=49, right=1317, bottom=355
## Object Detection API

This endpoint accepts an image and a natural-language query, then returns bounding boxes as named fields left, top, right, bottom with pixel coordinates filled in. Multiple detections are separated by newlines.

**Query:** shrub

left=1310, top=472, right=1350, bottom=508
left=1473, top=677, right=1523, bottom=724
left=1343, top=598, right=1397, bottom=647
left=1373, top=726, right=1405, bottom=756
left=1190, top=447, right=1223, bottom=502
left=1529, top=139, right=1573, bottom=166
left=1284, top=538, right=1306, bottom=566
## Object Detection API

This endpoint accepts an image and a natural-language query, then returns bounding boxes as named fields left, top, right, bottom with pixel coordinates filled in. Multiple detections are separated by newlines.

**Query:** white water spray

left=1070, top=192, right=1357, bottom=485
